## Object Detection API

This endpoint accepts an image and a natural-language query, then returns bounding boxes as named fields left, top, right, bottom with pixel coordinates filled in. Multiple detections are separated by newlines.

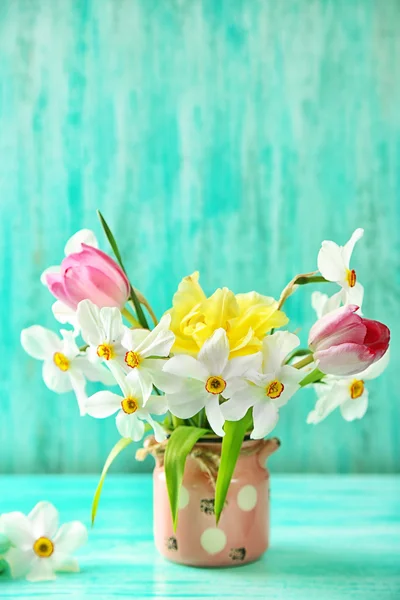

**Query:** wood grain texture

left=0, top=0, right=399, bottom=473
left=0, top=474, right=400, bottom=599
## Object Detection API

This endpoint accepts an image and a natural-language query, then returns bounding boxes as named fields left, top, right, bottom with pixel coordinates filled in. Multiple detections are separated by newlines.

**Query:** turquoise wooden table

left=0, top=475, right=399, bottom=599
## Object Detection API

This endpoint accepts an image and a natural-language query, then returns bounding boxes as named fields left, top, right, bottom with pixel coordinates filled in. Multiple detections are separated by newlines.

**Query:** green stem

left=121, top=307, right=141, bottom=328
left=171, top=416, right=185, bottom=429
left=295, top=275, right=328, bottom=285
left=293, top=353, right=315, bottom=370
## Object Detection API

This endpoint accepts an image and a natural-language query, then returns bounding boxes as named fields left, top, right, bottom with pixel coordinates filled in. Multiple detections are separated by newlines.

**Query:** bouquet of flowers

left=21, top=214, right=390, bottom=527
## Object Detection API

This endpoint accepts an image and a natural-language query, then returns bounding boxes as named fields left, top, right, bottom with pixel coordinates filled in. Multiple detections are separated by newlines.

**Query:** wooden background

left=0, top=0, right=399, bottom=474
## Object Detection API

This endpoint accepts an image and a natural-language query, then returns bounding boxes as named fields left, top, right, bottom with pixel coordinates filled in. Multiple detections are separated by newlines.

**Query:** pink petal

left=314, top=343, right=375, bottom=376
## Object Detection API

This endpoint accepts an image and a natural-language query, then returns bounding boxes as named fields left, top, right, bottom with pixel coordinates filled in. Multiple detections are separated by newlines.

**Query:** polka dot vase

left=152, top=437, right=280, bottom=567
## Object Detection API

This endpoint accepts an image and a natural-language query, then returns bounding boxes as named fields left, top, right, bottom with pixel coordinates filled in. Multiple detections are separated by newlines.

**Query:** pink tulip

left=309, top=304, right=390, bottom=376
left=44, top=244, right=130, bottom=310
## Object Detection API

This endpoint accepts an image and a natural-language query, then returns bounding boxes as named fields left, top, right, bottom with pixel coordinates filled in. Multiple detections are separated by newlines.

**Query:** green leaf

left=164, top=426, right=209, bottom=530
left=300, top=367, right=325, bottom=387
left=91, top=437, right=133, bottom=526
left=97, top=210, right=149, bottom=329
left=295, top=275, right=328, bottom=285
left=214, top=414, right=250, bottom=524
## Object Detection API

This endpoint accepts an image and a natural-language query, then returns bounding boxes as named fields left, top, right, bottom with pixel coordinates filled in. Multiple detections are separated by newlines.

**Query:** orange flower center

left=350, top=379, right=364, bottom=399
left=33, top=536, right=54, bottom=558
left=346, top=269, right=357, bottom=288
left=97, top=343, right=114, bottom=361
left=121, top=396, right=139, bottom=414
left=266, top=379, right=285, bottom=399
left=125, top=351, right=141, bottom=369
left=53, top=352, right=70, bottom=371
left=205, top=376, right=226, bottom=395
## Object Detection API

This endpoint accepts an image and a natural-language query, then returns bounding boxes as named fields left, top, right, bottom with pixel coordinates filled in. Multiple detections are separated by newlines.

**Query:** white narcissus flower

left=41, top=229, right=98, bottom=330
left=307, top=350, right=390, bottom=424
left=222, top=331, right=303, bottom=439
left=1, top=502, right=87, bottom=582
left=77, top=300, right=177, bottom=401
left=85, top=369, right=167, bottom=442
left=21, top=326, right=114, bottom=415
left=122, top=313, right=178, bottom=399
left=163, top=329, right=262, bottom=437
left=317, top=228, right=364, bottom=308
left=77, top=299, right=127, bottom=367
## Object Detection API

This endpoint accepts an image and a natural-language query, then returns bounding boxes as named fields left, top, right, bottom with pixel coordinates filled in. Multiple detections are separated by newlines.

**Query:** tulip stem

left=293, top=354, right=315, bottom=370
left=121, top=307, right=141, bottom=328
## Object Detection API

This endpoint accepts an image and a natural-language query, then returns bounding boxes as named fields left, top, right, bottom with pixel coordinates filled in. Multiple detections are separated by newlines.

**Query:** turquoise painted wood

left=0, top=0, right=399, bottom=473
left=0, top=474, right=399, bottom=598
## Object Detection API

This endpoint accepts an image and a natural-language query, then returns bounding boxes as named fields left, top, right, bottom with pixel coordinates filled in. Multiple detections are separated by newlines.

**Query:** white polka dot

left=237, top=485, right=258, bottom=511
left=200, top=528, right=227, bottom=555
left=178, top=485, right=189, bottom=510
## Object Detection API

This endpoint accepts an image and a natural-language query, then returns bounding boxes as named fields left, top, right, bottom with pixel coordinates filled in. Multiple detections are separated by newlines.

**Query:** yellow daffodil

left=166, top=272, right=288, bottom=357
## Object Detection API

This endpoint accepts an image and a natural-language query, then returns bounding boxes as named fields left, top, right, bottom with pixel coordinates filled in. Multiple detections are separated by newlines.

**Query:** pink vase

left=152, top=437, right=280, bottom=567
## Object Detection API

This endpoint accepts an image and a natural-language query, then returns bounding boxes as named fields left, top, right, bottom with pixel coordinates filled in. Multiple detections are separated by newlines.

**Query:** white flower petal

left=142, top=359, right=183, bottom=393
left=345, top=281, right=364, bottom=309
left=221, top=391, right=257, bottom=421
left=311, top=291, right=342, bottom=319
left=116, top=411, right=145, bottom=441
left=21, top=326, right=61, bottom=360
left=205, top=395, right=225, bottom=437
left=53, top=521, right=88, bottom=555
left=223, top=377, right=249, bottom=399
left=340, top=391, right=368, bottom=421
left=42, top=361, right=72, bottom=393
left=99, top=307, right=124, bottom=343
left=222, top=352, right=262, bottom=380
left=126, top=368, right=152, bottom=405
left=163, top=355, right=208, bottom=381
left=341, top=228, right=364, bottom=268
left=145, top=416, right=167, bottom=442
left=28, top=502, right=59, bottom=540
left=68, top=369, right=88, bottom=416
left=60, top=329, right=80, bottom=356
left=77, top=300, right=103, bottom=345
left=251, top=401, right=279, bottom=439
left=1, top=513, right=34, bottom=548
left=166, top=381, right=206, bottom=418
left=64, top=229, right=98, bottom=255
left=4, top=547, right=33, bottom=578
left=317, top=240, right=346, bottom=282
left=76, top=357, right=116, bottom=385
left=198, top=328, right=229, bottom=375
left=135, top=315, right=175, bottom=358
left=52, top=301, right=79, bottom=332
left=26, top=557, right=57, bottom=582
left=122, top=328, right=150, bottom=350
left=85, top=391, right=121, bottom=418
left=262, top=331, right=300, bottom=373
left=141, top=394, right=168, bottom=416
left=306, top=382, right=347, bottom=424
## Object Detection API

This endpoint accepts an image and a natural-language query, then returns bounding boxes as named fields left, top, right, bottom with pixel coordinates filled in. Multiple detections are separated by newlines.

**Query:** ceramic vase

left=152, top=437, right=280, bottom=567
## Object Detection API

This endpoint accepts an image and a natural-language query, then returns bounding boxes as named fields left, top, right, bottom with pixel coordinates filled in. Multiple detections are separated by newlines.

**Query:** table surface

left=0, top=474, right=399, bottom=600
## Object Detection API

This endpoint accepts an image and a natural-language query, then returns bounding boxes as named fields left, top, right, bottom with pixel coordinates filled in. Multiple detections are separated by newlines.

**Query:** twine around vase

left=136, top=436, right=275, bottom=489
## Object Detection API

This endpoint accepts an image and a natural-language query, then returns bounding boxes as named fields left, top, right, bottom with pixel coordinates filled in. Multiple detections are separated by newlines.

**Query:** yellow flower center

left=266, top=379, right=285, bottom=399
left=124, top=350, right=141, bottom=369
left=121, top=396, right=139, bottom=414
left=346, top=269, right=357, bottom=288
left=33, top=536, right=54, bottom=558
left=97, top=343, right=115, bottom=361
left=350, top=379, right=364, bottom=399
left=205, top=376, right=226, bottom=395
left=53, top=352, right=70, bottom=371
